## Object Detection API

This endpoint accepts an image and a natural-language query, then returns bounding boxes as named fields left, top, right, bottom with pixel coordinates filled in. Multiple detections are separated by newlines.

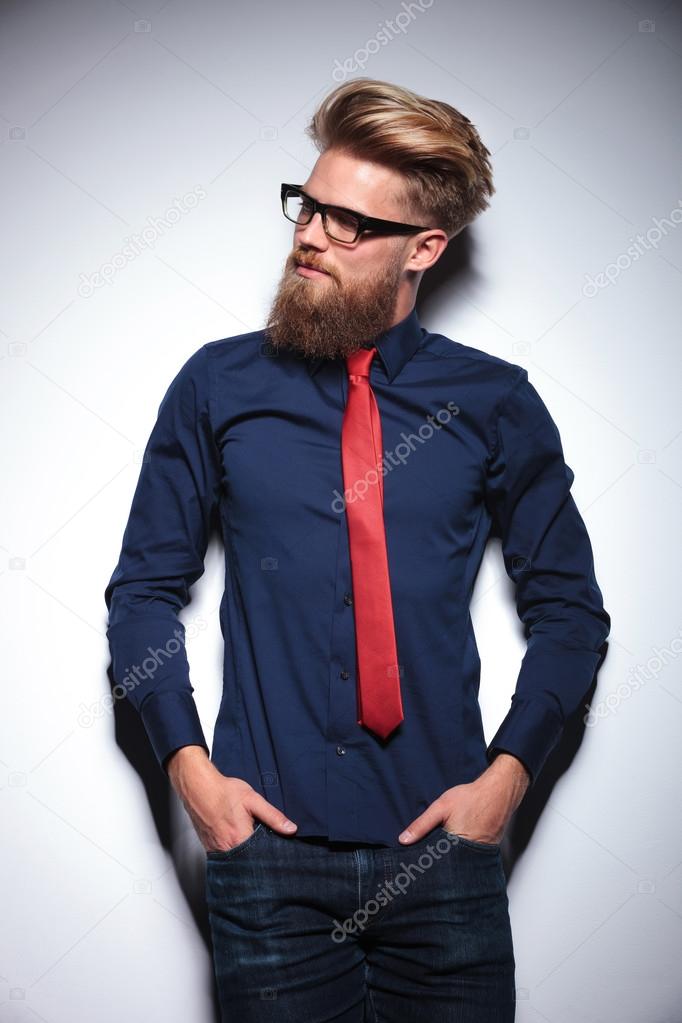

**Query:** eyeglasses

left=281, top=183, right=433, bottom=244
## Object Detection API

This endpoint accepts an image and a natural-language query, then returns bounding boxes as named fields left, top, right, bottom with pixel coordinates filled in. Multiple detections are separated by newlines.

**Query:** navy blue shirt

left=104, top=305, right=610, bottom=846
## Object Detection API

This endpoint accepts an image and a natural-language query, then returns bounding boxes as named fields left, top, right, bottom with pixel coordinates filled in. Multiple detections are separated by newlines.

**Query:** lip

left=296, top=263, right=330, bottom=278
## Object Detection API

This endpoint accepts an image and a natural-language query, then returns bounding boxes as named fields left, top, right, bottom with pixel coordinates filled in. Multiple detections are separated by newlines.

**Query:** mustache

left=291, top=253, right=332, bottom=276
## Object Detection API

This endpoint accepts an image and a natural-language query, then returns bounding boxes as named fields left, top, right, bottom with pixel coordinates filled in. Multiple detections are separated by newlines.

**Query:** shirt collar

left=306, top=305, right=424, bottom=383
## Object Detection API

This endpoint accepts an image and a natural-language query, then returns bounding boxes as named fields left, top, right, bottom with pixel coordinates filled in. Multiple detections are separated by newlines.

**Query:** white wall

left=2, top=0, right=681, bottom=1020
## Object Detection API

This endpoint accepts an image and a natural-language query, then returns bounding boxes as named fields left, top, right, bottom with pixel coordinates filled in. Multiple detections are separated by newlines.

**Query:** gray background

left=2, top=0, right=681, bottom=1020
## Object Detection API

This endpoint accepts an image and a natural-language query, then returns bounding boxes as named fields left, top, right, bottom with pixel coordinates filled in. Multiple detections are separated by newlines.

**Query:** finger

left=247, top=795, right=297, bottom=834
left=398, top=811, right=441, bottom=844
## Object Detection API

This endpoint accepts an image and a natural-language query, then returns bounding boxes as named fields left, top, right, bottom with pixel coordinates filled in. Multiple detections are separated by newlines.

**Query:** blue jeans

left=205, top=822, right=516, bottom=1022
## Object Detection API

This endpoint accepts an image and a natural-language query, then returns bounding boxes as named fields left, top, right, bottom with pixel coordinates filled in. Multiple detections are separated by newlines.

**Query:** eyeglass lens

left=283, top=190, right=359, bottom=242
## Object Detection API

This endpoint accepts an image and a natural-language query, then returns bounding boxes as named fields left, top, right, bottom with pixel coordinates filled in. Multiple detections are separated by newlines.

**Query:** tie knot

left=346, top=346, right=376, bottom=378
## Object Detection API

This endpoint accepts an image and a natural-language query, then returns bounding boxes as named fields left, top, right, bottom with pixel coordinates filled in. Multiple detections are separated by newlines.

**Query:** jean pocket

left=440, top=827, right=500, bottom=852
left=206, top=821, right=264, bottom=860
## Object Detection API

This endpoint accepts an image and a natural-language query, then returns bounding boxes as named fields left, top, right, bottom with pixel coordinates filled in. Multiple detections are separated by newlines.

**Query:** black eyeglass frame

left=281, top=183, right=433, bottom=242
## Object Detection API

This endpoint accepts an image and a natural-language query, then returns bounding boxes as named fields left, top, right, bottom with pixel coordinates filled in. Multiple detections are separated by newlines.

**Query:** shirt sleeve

left=104, top=344, right=221, bottom=774
left=483, top=368, right=610, bottom=786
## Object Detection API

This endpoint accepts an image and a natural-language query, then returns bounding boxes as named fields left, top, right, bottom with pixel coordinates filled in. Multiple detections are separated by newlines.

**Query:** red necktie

left=341, top=346, right=404, bottom=740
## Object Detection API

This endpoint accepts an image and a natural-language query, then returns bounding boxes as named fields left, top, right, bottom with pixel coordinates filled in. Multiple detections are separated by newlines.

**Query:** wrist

left=166, top=744, right=212, bottom=790
left=483, top=752, right=530, bottom=797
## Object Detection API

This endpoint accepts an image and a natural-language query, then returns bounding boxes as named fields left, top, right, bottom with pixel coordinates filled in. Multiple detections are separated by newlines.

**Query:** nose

left=295, top=211, right=329, bottom=249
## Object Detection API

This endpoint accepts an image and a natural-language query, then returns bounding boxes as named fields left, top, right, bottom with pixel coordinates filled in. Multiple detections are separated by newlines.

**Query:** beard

left=264, top=243, right=406, bottom=362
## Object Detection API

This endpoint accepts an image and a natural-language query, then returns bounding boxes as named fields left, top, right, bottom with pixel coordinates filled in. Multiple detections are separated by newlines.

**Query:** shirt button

left=344, top=593, right=353, bottom=605
left=340, top=670, right=350, bottom=680
left=336, top=745, right=346, bottom=756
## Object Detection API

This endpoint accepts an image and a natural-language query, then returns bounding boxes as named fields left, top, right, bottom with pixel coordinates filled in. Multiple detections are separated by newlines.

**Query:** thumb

left=249, top=795, right=298, bottom=834
left=398, top=811, right=440, bottom=844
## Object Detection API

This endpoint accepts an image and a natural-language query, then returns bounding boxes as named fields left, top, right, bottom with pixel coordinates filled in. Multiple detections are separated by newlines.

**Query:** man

left=105, top=78, right=610, bottom=1022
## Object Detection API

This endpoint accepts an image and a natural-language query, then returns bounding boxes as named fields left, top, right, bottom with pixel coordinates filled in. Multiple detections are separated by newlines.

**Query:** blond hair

left=306, top=78, right=495, bottom=240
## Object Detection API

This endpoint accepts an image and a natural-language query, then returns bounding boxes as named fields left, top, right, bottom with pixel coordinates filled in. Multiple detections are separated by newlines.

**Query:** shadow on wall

left=105, top=674, right=222, bottom=1023
left=501, top=659, right=607, bottom=885
left=419, top=222, right=475, bottom=312
left=478, top=543, right=611, bottom=881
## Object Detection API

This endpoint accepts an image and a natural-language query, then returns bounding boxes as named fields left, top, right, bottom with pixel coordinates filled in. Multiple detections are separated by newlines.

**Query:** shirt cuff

left=139, top=690, right=209, bottom=774
left=486, top=695, right=565, bottom=787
